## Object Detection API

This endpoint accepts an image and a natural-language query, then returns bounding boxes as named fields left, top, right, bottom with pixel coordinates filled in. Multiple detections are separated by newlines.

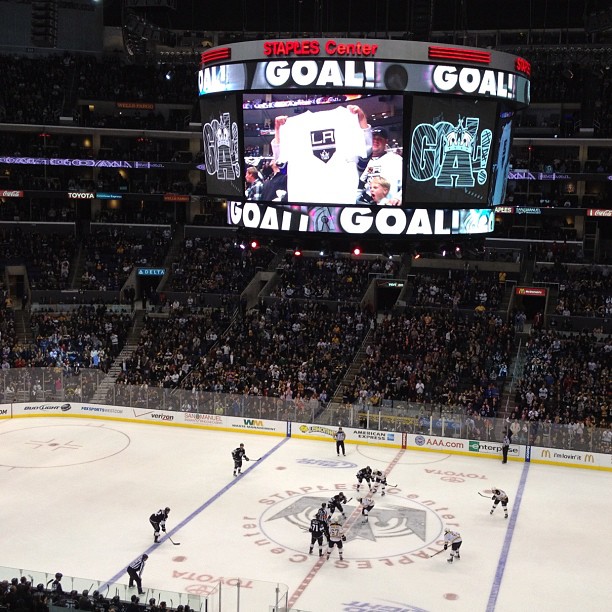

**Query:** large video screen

left=405, top=96, right=498, bottom=206
left=241, top=93, right=404, bottom=206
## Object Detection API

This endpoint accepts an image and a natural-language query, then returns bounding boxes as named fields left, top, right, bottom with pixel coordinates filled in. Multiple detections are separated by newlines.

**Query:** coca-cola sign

left=0, top=190, right=23, bottom=197
left=586, top=208, right=612, bottom=217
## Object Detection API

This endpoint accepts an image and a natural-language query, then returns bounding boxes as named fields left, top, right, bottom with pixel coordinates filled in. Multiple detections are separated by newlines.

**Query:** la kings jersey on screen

left=276, top=106, right=369, bottom=204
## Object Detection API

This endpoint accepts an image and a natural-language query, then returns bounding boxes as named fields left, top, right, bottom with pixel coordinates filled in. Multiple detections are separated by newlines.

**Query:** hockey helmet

left=165, top=507, right=171, bottom=512
left=239, top=443, right=244, bottom=447
left=321, top=502, right=327, bottom=508
left=444, top=528, right=451, bottom=534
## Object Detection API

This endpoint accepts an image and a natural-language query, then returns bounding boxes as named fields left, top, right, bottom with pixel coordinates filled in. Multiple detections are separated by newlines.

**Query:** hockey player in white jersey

left=443, top=528, right=462, bottom=563
left=357, top=496, right=375, bottom=522
left=326, top=519, right=346, bottom=561
left=491, top=487, right=509, bottom=518
left=371, top=469, right=387, bottom=496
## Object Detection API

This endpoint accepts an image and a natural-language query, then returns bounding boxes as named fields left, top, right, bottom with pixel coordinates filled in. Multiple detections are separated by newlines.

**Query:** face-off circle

left=0, top=424, right=130, bottom=468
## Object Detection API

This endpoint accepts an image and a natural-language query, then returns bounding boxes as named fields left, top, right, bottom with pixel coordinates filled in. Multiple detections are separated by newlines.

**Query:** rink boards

left=1, top=401, right=610, bottom=471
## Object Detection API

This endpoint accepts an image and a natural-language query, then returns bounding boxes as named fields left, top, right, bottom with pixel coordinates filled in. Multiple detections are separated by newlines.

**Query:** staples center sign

left=263, top=39, right=379, bottom=57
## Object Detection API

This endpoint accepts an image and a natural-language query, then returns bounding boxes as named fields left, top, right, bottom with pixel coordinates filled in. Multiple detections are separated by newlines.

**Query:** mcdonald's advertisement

left=532, top=447, right=611, bottom=470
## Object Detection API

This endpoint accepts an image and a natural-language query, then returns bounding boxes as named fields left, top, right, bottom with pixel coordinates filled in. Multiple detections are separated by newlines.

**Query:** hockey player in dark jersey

left=149, top=507, right=170, bottom=543
left=327, top=492, right=348, bottom=519
left=308, top=517, right=329, bottom=557
left=231, top=443, right=249, bottom=476
left=355, top=466, right=373, bottom=491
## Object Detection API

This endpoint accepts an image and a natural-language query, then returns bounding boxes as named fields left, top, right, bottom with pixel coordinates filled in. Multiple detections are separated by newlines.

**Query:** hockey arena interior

left=0, top=1, right=611, bottom=612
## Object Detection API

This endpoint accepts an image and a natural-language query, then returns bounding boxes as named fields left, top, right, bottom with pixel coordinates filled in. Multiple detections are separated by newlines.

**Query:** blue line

left=102, top=436, right=290, bottom=588
left=486, top=461, right=530, bottom=612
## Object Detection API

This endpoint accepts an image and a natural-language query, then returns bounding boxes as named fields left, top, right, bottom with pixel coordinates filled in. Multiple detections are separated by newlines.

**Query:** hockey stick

left=428, top=548, right=446, bottom=558
left=478, top=492, right=490, bottom=498
left=168, top=536, right=181, bottom=546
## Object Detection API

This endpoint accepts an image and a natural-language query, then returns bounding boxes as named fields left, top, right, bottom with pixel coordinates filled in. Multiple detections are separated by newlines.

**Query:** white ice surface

left=1, top=417, right=610, bottom=612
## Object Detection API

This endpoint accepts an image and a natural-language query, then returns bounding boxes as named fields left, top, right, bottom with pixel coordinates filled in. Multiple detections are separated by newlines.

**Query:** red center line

left=287, top=449, right=406, bottom=609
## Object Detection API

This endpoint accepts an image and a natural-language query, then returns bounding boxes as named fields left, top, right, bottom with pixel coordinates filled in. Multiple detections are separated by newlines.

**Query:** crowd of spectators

left=408, top=270, right=505, bottom=311
left=168, top=237, right=275, bottom=294
left=175, top=301, right=375, bottom=414
left=0, top=575, right=186, bottom=612
left=0, top=228, right=76, bottom=290
left=534, top=263, right=611, bottom=317
left=509, top=329, right=610, bottom=450
left=28, top=305, right=132, bottom=371
left=0, top=53, right=195, bottom=127
left=0, top=48, right=608, bottom=455
left=341, top=311, right=512, bottom=415
left=269, top=254, right=397, bottom=301
left=82, top=227, right=172, bottom=292
left=113, top=306, right=233, bottom=392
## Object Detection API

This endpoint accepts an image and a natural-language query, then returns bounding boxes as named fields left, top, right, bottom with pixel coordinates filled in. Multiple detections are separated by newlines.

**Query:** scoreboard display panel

left=198, top=38, right=530, bottom=236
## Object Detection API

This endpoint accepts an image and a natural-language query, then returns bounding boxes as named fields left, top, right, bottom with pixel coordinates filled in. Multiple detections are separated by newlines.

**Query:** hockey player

left=371, top=469, right=387, bottom=496
left=326, top=519, right=347, bottom=561
left=315, top=502, right=330, bottom=524
left=149, top=507, right=170, bottom=543
left=355, top=466, right=373, bottom=491
left=491, top=487, right=509, bottom=519
left=357, top=496, right=375, bottom=522
left=231, top=443, right=249, bottom=476
left=308, top=517, right=329, bottom=557
left=327, top=492, right=348, bottom=519
left=443, top=528, right=462, bottom=563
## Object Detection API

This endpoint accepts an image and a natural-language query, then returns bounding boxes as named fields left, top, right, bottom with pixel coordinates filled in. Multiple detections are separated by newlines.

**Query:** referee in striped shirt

left=127, top=554, right=148, bottom=594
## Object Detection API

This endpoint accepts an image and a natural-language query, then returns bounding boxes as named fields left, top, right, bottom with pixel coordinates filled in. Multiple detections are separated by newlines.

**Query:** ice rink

left=1, top=416, right=610, bottom=612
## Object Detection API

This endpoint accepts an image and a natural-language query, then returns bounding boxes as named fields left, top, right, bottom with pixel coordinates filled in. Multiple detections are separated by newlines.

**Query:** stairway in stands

left=329, top=327, right=375, bottom=405
left=14, top=307, right=34, bottom=346
left=89, top=310, right=146, bottom=404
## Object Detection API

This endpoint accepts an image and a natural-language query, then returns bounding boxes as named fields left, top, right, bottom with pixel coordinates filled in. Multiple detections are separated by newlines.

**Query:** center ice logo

left=244, top=487, right=458, bottom=566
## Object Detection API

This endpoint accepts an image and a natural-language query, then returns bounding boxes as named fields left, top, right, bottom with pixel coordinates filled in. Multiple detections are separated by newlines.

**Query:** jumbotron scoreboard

left=197, top=38, right=530, bottom=237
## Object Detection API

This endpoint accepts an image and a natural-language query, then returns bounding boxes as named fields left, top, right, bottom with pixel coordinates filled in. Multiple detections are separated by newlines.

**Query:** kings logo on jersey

left=310, top=128, right=336, bottom=163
